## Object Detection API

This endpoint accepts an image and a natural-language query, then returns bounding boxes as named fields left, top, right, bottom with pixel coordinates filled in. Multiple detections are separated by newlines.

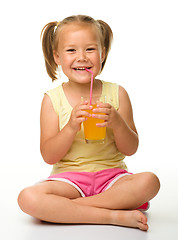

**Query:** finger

left=96, top=122, right=108, bottom=128
left=91, top=114, right=109, bottom=121
left=78, top=101, right=93, bottom=110
left=96, top=102, right=111, bottom=108
left=79, top=104, right=93, bottom=111
left=80, top=100, right=88, bottom=104
left=76, top=110, right=91, bottom=118
left=93, top=107, right=111, bottom=114
left=77, top=117, right=88, bottom=123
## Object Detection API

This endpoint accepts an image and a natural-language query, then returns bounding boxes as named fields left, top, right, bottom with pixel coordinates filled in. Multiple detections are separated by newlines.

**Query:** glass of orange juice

left=82, top=95, right=107, bottom=144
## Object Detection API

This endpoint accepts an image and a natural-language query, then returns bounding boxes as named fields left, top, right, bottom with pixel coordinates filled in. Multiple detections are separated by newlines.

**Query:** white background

left=0, top=0, right=178, bottom=239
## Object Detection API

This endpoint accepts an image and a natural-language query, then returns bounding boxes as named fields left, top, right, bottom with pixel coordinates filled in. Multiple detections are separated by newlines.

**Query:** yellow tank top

left=46, top=80, right=127, bottom=174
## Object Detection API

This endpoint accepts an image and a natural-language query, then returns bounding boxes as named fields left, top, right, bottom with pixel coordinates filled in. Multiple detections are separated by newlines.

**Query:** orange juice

left=83, top=104, right=106, bottom=143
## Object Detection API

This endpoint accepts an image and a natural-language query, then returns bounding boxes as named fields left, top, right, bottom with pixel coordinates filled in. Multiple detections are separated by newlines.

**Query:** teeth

left=75, top=67, right=86, bottom=70
left=74, top=67, right=91, bottom=70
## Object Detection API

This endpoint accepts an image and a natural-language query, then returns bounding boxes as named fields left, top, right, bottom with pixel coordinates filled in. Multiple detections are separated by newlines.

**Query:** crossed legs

left=73, top=172, right=159, bottom=210
left=18, top=172, right=160, bottom=231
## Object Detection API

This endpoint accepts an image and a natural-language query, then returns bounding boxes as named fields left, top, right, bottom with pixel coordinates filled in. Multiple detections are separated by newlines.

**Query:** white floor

left=1, top=167, right=178, bottom=240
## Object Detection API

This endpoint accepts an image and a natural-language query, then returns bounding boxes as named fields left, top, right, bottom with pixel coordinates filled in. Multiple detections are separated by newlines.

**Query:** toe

left=138, top=222, right=149, bottom=231
left=140, top=214, right=147, bottom=225
left=135, top=210, right=148, bottom=230
left=136, top=210, right=147, bottom=224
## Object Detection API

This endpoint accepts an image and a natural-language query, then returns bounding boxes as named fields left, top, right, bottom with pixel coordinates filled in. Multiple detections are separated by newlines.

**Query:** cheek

left=95, top=53, right=103, bottom=68
left=91, top=52, right=102, bottom=64
left=60, top=55, right=73, bottom=67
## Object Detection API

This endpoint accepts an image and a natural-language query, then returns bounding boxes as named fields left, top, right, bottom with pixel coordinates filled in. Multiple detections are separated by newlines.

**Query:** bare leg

left=18, top=181, right=149, bottom=230
left=73, top=172, right=160, bottom=210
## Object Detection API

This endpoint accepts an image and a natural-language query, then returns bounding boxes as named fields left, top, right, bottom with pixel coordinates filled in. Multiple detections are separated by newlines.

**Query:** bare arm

left=40, top=94, right=75, bottom=164
left=92, top=86, right=139, bottom=156
left=40, top=94, right=91, bottom=165
left=113, top=86, right=139, bottom=156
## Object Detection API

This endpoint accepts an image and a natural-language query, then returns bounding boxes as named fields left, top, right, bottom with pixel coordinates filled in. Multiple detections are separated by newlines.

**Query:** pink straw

left=85, top=68, right=94, bottom=105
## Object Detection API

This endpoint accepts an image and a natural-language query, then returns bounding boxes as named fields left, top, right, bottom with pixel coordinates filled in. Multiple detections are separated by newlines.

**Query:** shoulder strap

left=46, top=86, right=61, bottom=115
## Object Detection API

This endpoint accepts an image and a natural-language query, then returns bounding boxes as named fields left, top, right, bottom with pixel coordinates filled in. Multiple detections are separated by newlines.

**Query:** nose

left=77, top=50, right=87, bottom=62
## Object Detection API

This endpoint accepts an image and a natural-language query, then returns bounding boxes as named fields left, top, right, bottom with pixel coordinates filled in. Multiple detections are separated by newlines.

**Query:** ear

left=53, top=50, right=61, bottom=66
left=101, top=47, right=106, bottom=63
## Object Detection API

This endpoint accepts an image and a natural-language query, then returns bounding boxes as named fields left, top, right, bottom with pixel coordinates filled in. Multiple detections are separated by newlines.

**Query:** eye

left=66, top=49, right=76, bottom=52
left=87, top=48, right=96, bottom=52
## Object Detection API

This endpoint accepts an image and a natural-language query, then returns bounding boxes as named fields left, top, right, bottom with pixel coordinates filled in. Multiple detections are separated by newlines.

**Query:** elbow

left=126, top=138, right=139, bottom=156
left=119, top=138, right=139, bottom=157
left=44, top=158, right=56, bottom=165
left=118, top=147, right=137, bottom=157
left=42, top=154, right=60, bottom=165
left=122, top=149, right=137, bottom=157
left=125, top=149, right=137, bottom=157
left=40, top=147, right=60, bottom=165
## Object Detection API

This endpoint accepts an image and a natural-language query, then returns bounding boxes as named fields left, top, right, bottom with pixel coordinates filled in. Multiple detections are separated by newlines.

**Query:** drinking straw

left=85, top=68, right=94, bottom=105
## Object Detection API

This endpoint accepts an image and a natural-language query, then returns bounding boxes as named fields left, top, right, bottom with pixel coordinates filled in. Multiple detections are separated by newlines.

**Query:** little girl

left=18, top=15, right=160, bottom=231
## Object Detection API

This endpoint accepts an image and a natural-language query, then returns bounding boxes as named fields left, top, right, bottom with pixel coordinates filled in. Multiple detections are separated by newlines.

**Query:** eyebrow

left=64, top=43, right=98, bottom=48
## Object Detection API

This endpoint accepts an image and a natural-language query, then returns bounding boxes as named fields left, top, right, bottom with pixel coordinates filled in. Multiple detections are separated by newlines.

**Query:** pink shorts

left=46, top=168, right=131, bottom=197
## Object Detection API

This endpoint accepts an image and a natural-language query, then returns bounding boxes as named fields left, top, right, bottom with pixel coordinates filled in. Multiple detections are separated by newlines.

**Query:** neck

left=62, top=79, right=102, bottom=108
left=65, top=79, right=102, bottom=96
left=67, top=81, right=91, bottom=96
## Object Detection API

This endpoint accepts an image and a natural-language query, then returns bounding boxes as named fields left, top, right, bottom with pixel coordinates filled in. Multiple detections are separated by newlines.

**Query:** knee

left=142, top=172, right=160, bottom=197
left=17, top=187, right=38, bottom=216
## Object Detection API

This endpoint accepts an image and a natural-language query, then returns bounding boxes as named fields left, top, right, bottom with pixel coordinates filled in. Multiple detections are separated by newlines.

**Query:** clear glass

left=81, top=95, right=106, bottom=144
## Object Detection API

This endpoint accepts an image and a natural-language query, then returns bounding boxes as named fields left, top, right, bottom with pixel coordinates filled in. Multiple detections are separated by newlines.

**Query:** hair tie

left=56, top=21, right=60, bottom=27
left=54, top=21, right=60, bottom=33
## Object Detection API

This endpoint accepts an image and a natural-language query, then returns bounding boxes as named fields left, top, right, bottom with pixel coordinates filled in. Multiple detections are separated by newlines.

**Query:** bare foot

left=111, top=210, right=148, bottom=231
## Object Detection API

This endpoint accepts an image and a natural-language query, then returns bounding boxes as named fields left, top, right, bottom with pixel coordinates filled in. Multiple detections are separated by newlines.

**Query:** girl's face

left=53, top=23, right=105, bottom=84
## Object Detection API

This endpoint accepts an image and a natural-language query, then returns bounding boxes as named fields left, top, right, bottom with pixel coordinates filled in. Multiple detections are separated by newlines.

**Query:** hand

left=92, top=102, right=120, bottom=129
left=67, top=101, right=92, bottom=133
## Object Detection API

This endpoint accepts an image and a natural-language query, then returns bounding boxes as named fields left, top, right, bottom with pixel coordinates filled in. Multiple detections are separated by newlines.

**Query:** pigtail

left=97, top=20, right=113, bottom=71
left=41, top=22, right=58, bottom=81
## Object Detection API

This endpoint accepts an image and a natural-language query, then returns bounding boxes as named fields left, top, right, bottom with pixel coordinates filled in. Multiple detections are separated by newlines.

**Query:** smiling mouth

left=73, top=67, right=92, bottom=71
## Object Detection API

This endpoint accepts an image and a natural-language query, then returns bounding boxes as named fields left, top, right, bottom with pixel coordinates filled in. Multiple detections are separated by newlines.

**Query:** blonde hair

left=41, top=15, right=113, bottom=81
